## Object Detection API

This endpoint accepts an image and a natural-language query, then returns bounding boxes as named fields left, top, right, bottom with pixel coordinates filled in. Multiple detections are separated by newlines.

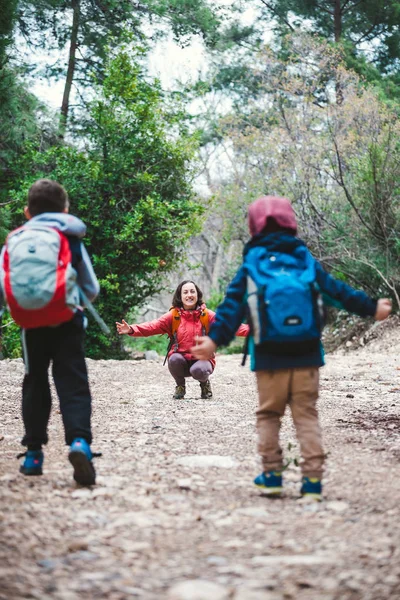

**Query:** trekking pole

left=241, top=334, right=249, bottom=366
left=79, top=290, right=111, bottom=335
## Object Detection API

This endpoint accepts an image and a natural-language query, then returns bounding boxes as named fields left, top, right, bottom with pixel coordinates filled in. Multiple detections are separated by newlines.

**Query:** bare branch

left=344, top=251, right=400, bottom=310
left=342, top=0, right=365, bottom=14
left=259, top=0, right=295, bottom=31
left=354, top=14, right=383, bottom=45
left=323, top=260, right=377, bottom=295
left=314, top=2, right=334, bottom=16
left=330, top=133, right=384, bottom=241
left=305, top=193, right=345, bottom=233
left=0, top=199, right=17, bottom=207
left=340, top=0, right=353, bottom=12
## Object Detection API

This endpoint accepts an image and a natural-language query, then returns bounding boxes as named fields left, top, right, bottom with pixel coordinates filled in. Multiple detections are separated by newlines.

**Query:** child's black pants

left=21, top=317, right=92, bottom=448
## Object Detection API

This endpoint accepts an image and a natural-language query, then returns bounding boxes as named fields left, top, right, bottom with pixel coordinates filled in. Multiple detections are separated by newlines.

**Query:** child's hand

left=116, top=319, right=132, bottom=335
left=191, top=336, right=217, bottom=360
left=375, top=298, right=392, bottom=321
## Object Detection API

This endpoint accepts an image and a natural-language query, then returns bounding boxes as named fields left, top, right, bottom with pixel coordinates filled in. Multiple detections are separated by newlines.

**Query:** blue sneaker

left=300, top=476, right=322, bottom=501
left=69, top=438, right=96, bottom=486
left=254, top=471, right=283, bottom=495
left=19, top=450, right=44, bottom=476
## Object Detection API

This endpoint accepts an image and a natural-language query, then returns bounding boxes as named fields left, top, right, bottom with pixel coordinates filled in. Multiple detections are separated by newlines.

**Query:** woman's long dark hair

left=172, top=280, right=204, bottom=309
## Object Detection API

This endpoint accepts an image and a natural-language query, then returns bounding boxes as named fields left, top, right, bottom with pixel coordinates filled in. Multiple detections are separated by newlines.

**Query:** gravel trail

left=1, top=342, right=400, bottom=599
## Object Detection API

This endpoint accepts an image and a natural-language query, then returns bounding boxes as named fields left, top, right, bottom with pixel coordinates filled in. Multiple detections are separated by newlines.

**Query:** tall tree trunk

left=0, top=0, right=17, bottom=69
left=334, top=0, right=342, bottom=42
left=59, top=0, right=80, bottom=138
left=334, top=0, right=344, bottom=103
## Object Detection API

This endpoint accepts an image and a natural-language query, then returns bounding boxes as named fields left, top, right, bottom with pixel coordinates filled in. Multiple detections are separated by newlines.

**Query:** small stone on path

left=167, top=580, right=230, bottom=600
left=326, top=501, right=350, bottom=512
left=252, top=554, right=336, bottom=566
left=234, top=590, right=282, bottom=600
left=176, top=455, right=238, bottom=469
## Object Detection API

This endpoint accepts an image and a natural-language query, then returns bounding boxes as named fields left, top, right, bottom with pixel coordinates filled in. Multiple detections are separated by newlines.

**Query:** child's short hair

left=27, top=179, right=69, bottom=217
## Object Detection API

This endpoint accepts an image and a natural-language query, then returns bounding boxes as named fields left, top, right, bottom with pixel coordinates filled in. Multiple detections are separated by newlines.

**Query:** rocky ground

left=1, top=321, right=400, bottom=600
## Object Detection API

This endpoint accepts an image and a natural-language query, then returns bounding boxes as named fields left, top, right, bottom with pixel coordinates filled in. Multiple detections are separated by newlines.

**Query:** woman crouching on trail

left=116, top=280, right=249, bottom=400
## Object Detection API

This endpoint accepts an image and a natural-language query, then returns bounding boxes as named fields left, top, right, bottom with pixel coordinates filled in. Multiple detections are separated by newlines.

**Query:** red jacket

left=128, top=304, right=249, bottom=367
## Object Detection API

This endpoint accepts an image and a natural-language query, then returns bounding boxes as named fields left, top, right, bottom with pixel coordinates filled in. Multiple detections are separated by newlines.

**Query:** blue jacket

left=208, top=233, right=377, bottom=370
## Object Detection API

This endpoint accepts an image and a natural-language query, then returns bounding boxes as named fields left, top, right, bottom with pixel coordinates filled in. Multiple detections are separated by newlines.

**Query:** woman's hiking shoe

left=69, top=438, right=96, bottom=486
left=19, top=450, right=44, bottom=476
left=173, top=385, right=186, bottom=399
left=200, top=380, right=213, bottom=399
left=300, top=476, right=322, bottom=501
left=254, top=471, right=283, bottom=495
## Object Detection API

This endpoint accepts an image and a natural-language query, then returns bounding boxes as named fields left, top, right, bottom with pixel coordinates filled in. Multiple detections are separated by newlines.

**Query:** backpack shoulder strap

left=163, top=307, right=180, bottom=366
left=6, top=225, right=25, bottom=241
left=66, top=236, right=82, bottom=270
left=199, top=308, right=209, bottom=335
left=170, top=307, right=181, bottom=336
left=299, top=247, right=317, bottom=282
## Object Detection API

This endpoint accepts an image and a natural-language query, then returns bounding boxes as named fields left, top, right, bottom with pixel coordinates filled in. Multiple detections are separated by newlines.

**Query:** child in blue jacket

left=193, top=195, right=391, bottom=500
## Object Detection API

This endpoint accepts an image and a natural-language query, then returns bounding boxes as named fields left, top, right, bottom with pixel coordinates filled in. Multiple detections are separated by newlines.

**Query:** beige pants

left=256, top=368, right=324, bottom=478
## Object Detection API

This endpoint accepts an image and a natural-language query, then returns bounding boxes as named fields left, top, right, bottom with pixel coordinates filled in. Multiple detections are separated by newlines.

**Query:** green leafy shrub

left=124, top=334, right=169, bottom=356
left=4, top=49, right=203, bottom=359
left=1, top=316, right=22, bottom=359
left=218, top=339, right=245, bottom=355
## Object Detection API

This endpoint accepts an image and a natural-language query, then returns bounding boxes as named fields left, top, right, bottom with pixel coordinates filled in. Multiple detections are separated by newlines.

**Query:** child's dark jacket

left=208, top=232, right=377, bottom=371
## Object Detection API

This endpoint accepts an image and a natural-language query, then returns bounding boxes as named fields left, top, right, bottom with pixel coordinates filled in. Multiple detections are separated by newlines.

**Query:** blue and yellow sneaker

left=254, top=471, right=283, bottom=495
left=19, top=450, right=44, bottom=476
left=300, top=476, right=322, bottom=501
left=69, top=438, right=96, bottom=486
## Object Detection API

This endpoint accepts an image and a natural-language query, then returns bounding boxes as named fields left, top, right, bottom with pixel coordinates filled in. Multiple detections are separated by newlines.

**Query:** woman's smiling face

left=181, top=282, right=198, bottom=310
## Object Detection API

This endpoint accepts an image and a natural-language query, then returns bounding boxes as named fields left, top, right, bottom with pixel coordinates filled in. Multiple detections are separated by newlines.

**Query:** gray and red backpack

left=1, top=224, right=80, bottom=329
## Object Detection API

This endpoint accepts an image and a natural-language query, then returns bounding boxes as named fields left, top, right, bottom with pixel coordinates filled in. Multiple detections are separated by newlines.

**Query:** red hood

left=248, top=196, right=297, bottom=236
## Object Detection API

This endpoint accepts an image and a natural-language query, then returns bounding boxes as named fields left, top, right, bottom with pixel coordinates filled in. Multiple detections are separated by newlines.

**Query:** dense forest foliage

left=0, top=0, right=399, bottom=358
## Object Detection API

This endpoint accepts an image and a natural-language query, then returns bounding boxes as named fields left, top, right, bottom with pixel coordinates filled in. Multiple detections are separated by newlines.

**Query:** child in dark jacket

left=192, top=195, right=392, bottom=500
left=0, top=179, right=100, bottom=486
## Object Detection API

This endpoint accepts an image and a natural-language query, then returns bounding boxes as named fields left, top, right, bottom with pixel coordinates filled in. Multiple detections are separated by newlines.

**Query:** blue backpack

left=244, top=245, right=323, bottom=352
